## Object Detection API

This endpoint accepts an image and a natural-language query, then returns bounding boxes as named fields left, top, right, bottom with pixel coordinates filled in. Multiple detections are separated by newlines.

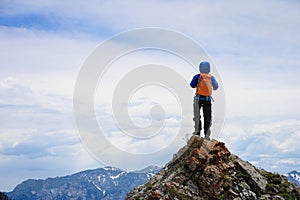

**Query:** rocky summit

left=127, top=136, right=300, bottom=200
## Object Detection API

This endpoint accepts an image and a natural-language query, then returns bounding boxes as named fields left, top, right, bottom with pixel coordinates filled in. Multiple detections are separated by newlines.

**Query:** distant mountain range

left=287, top=170, right=300, bottom=187
left=7, top=166, right=160, bottom=200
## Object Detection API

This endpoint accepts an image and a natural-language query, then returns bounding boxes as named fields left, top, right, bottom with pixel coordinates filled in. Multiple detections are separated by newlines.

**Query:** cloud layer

left=0, top=0, right=300, bottom=191
left=221, top=119, right=300, bottom=173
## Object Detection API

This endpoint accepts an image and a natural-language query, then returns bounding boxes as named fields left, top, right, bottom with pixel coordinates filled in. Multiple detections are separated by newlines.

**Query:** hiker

left=190, top=61, right=218, bottom=140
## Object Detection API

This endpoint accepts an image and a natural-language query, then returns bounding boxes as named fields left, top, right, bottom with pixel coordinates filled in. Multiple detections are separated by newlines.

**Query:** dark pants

left=193, top=97, right=212, bottom=135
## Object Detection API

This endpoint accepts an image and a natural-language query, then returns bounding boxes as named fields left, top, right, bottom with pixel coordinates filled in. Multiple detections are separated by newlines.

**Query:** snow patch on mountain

left=287, top=170, right=300, bottom=187
left=110, top=171, right=126, bottom=180
left=7, top=166, right=161, bottom=200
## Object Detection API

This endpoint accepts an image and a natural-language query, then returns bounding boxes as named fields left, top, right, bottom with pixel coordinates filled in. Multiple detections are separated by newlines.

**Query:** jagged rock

left=259, top=194, right=272, bottom=200
left=126, top=136, right=300, bottom=200
left=235, top=158, right=268, bottom=195
left=273, top=195, right=285, bottom=200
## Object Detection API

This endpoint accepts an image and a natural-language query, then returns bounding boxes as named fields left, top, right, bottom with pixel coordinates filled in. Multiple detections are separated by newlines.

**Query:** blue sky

left=1, top=0, right=300, bottom=191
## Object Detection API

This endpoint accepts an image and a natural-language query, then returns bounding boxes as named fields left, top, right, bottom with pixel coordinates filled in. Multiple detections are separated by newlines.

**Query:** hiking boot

left=193, top=131, right=200, bottom=137
left=205, top=134, right=210, bottom=140
left=204, top=129, right=211, bottom=140
left=193, top=129, right=201, bottom=137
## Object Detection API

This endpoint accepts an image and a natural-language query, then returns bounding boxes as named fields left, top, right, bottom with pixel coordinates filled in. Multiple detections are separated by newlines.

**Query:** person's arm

left=211, top=75, right=219, bottom=90
left=190, top=74, right=200, bottom=88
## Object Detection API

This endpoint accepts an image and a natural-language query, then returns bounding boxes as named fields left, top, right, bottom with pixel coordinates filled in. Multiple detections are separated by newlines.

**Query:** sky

left=0, top=0, right=300, bottom=192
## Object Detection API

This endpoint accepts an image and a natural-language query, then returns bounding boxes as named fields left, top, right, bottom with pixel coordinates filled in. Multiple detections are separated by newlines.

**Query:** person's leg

left=193, top=97, right=201, bottom=135
left=202, top=100, right=212, bottom=139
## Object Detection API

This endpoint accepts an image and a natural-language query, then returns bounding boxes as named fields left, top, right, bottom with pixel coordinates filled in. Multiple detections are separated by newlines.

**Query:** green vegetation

left=262, top=171, right=295, bottom=199
left=278, top=193, right=293, bottom=200
left=166, top=186, right=189, bottom=200
left=262, top=171, right=282, bottom=184
left=235, top=171, right=248, bottom=180
left=214, top=174, right=234, bottom=200
left=279, top=181, right=292, bottom=189
left=145, top=182, right=153, bottom=191
left=222, top=175, right=233, bottom=190
left=265, top=183, right=277, bottom=195
left=215, top=193, right=225, bottom=200
left=229, top=155, right=236, bottom=162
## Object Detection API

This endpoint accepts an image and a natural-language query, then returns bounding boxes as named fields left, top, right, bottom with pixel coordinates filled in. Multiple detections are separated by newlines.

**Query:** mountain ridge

left=7, top=166, right=160, bottom=200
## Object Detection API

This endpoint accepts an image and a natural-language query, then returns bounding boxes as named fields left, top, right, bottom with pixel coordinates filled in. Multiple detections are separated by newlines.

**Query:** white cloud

left=0, top=26, right=99, bottom=100
left=0, top=129, right=35, bottom=150
left=1, top=0, right=300, bottom=192
left=221, top=119, right=300, bottom=174
left=0, top=144, right=100, bottom=192
left=0, top=76, right=73, bottom=114
left=0, top=127, right=79, bottom=157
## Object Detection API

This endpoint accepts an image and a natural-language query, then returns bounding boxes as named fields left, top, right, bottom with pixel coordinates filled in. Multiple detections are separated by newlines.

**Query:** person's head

left=199, top=61, right=210, bottom=74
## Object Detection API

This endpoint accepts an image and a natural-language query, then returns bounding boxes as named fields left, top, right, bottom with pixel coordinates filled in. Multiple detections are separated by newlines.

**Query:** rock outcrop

left=127, top=136, right=300, bottom=200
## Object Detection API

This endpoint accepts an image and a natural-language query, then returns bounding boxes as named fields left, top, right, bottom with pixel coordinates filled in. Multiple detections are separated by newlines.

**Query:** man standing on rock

left=190, top=61, right=218, bottom=140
